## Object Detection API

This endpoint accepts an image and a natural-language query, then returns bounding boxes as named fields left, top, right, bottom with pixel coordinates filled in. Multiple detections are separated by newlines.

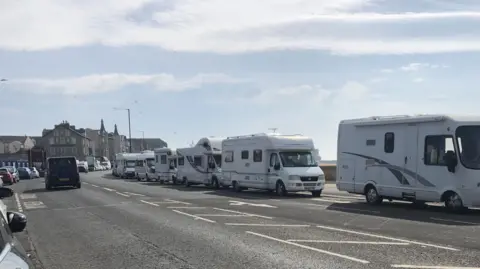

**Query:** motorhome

left=336, top=114, right=480, bottom=212
left=116, top=153, right=138, bottom=179
left=135, top=150, right=155, bottom=181
left=221, top=133, right=325, bottom=196
left=176, top=137, right=224, bottom=187
left=153, top=148, right=178, bottom=184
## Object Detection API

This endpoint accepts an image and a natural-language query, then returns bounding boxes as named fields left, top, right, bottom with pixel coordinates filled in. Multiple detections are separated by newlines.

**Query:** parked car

left=17, top=167, right=33, bottom=180
left=77, top=161, right=88, bottom=173
left=0, top=187, right=34, bottom=268
left=1, top=167, right=19, bottom=182
left=0, top=169, right=15, bottom=185
left=29, top=167, right=40, bottom=178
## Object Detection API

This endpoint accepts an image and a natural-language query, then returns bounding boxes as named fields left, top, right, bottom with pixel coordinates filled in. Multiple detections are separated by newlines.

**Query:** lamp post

left=113, top=107, right=132, bottom=153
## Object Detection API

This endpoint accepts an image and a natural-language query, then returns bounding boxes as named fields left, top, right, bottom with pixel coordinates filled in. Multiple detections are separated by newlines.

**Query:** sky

left=1, top=0, right=480, bottom=160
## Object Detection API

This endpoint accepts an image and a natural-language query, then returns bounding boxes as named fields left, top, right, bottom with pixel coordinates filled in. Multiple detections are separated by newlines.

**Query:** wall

left=320, top=164, right=336, bottom=182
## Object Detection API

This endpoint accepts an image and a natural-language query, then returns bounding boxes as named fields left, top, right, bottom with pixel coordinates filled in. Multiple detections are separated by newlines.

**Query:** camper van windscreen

left=146, top=158, right=155, bottom=167
left=456, top=125, right=480, bottom=169
left=279, top=152, right=317, bottom=168
left=213, top=154, right=222, bottom=167
left=125, top=160, right=136, bottom=167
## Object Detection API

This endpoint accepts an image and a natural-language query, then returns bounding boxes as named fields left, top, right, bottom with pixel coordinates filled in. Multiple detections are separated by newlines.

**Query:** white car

left=29, top=167, right=40, bottom=178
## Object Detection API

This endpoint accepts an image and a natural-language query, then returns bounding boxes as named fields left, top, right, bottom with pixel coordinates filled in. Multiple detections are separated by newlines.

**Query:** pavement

left=3, top=171, right=480, bottom=269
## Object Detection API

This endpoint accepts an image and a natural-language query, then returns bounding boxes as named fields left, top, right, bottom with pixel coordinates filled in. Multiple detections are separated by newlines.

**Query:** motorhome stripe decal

left=343, top=152, right=410, bottom=185
left=342, top=152, right=436, bottom=187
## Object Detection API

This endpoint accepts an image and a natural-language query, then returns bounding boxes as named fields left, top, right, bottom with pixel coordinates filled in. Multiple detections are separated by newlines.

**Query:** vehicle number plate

left=305, top=187, right=315, bottom=190
left=59, top=178, right=69, bottom=181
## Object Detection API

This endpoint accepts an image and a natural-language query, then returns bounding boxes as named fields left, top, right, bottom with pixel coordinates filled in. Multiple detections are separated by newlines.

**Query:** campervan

left=221, top=133, right=324, bottom=196
left=176, top=137, right=224, bottom=187
left=116, top=153, right=138, bottom=179
left=135, top=150, right=155, bottom=181
left=153, top=148, right=178, bottom=184
left=336, top=114, right=480, bottom=212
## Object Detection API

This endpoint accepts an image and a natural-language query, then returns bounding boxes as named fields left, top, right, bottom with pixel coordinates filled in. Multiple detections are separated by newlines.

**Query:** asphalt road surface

left=4, top=172, right=480, bottom=269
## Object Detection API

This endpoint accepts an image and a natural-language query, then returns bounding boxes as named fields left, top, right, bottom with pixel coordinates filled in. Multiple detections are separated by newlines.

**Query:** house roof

left=42, top=121, right=90, bottom=140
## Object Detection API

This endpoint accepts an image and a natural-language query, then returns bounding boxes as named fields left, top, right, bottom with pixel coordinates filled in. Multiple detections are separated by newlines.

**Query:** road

left=4, top=171, right=480, bottom=269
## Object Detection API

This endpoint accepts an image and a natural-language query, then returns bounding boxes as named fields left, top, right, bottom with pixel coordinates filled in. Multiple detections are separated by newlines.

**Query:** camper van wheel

left=146, top=174, right=150, bottom=182
left=365, top=186, right=383, bottom=205
left=172, top=177, right=177, bottom=185
left=311, top=190, right=322, bottom=197
left=443, top=191, right=465, bottom=212
left=232, top=181, right=242, bottom=192
left=184, top=178, right=190, bottom=187
left=276, top=181, right=287, bottom=197
left=212, top=178, right=220, bottom=189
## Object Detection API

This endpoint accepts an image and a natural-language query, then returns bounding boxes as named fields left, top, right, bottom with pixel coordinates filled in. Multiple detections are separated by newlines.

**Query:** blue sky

left=1, top=0, right=480, bottom=160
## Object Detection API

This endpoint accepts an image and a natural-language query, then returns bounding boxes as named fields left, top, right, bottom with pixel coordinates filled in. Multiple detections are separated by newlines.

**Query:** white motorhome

left=135, top=150, right=155, bottom=181
left=153, top=148, right=178, bottom=184
left=337, top=114, right=480, bottom=212
left=222, top=133, right=325, bottom=196
left=177, top=137, right=224, bottom=187
left=116, top=153, right=138, bottom=179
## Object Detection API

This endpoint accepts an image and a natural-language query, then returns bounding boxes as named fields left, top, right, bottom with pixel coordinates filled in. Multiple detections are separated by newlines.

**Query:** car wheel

left=76, top=182, right=82, bottom=189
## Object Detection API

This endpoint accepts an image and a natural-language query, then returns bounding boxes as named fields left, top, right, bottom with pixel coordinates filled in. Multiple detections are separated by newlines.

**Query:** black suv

left=45, top=156, right=82, bottom=190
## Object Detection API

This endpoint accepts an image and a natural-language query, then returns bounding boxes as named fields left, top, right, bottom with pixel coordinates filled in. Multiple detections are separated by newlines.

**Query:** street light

left=113, top=107, right=132, bottom=153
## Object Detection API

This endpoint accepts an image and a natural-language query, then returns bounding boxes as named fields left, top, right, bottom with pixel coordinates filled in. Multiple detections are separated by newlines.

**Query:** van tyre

left=233, top=181, right=242, bottom=192
left=444, top=192, right=465, bottom=212
left=311, top=190, right=322, bottom=197
left=172, top=177, right=177, bottom=185
left=45, top=182, right=52, bottom=190
left=276, top=181, right=288, bottom=197
left=184, top=178, right=190, bottom=187
left=365, top=186, right=383, bottom=205
left=76, top=182, right=82, bottom=189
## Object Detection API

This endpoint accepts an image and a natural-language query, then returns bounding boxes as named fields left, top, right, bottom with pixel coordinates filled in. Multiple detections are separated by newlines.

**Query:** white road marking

left=225, top=223, right=310, bottom=227
left=23, top=201, right=46, bottom=210
left=391, top=265, right=480, bottom=269
left=91, top=184, right=99, bottom=187
left=312, top=198, right=352, bottom=204
left=167, top=206, right=206, bottom=209
left=246, top=231, right=369, bottom=264
left=116, top=192, right=130, bottom=197
left=430, top=217, right=480, bottom=225
left=14, top=193, right=23, bottom=212
left=164, top=199, right=191, bottom=205
left=140, top=200, right=160, bottom=206
left=103, top=187, right=115, bottom=192
left=229, top=200, right=277, bottom=208
left=19, top=194, right=37, bottom=200
left=286, top=240, right=409, bottom=245
left=316, top=225, right=459, bottom=251
left=213, top=208, right=273, bottom=219
left=195, top=214, right=249, bottom=217
left=322, top=194, right=364, bottom=200
left=172, top=210, right=216, bottom=223
left=123, top=192, right=145, bottom=197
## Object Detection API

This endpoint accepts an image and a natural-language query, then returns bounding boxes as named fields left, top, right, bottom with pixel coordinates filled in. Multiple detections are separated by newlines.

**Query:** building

left=40, top=121, right=92, bottom=160
left=129, top=138, right=167, bottom=152
left=0, top=136, right=35, bottom=154
left=108, top=124, right=127, bottom=160
left=85, top=119, right=110, bottom=158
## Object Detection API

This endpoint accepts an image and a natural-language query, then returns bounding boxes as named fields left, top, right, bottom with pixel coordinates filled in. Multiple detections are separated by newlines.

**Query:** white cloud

left=400, top=63, right=449, bottom=71
left=1, top=0, right=480, bottom=54
left=9, top=73, right=242, bottom=95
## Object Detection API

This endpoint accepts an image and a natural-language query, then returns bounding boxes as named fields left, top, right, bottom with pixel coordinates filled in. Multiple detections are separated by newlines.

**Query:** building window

left=72, top=147, right=77, bottom=154
left=49, top=137, right=54, bottom=145
left=65, top=130, right=71, bottom=136
left=253, top=149, right=262, bottom=162
left=178, top=157, right=185, bottom=166
left=161, top=155, right=167, bottom=164
left=241, top=150, right=249, bottom=159
left=54, top=130, right=59, bottom=136
left=50, top=148, right=55, bottom=154
left=384, top=132, right=394, bottom=153
left=424, top=135, right=455, bottom=166
left=60, top=137, right=65, bottom=144
left=194, top=156, right=202, bottom=166
left=224, top=151, right=234, bottom=162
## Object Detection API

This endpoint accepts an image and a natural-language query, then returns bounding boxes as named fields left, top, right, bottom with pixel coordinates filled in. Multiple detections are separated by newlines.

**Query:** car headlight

left=288, top=175, right=301, bottom=181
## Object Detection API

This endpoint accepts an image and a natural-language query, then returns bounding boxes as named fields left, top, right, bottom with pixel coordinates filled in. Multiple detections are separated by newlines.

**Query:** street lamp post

left=114, top=107, right=132, bottom=153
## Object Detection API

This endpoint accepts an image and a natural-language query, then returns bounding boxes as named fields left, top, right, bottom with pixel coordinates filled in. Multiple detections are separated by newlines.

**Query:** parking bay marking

left=229, top=200, right=277, bottom=208
left=391, top=265, right=480, bottom=269
left=316, top=224, right=459, bottom=251
left=246, top=231, right=369, bottom=264
left=23, top=201, right=46, bottom=210
left=19, top=194, right=37, bottom=200
left=213, top=208, right=273, bottom=219
left=286, top=240, right=409, bottom=245
left=172, top=210, right=216, bottom=223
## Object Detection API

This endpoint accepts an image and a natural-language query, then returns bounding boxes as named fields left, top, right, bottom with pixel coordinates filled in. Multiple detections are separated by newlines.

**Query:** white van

left=177, top=137, right=224, bottom=187
left=117, top=153, right=138, bottom=179
left=222, top=133, right=325, bottom=196
left=154, top=148, right=178, bottom=184
left=135, top=151, right=155, bottom=181
left=336, top=114, right=480, bottom=212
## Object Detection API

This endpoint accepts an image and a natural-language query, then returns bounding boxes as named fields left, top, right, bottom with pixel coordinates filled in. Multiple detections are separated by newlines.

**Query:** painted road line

left=167, top=206, right=206, bottom=209
left=172, top=210, right=216, bottom=223
left=213, top=208, right=273, bottom=219
left=14, top=193, right=23, bottom=213
left=391, top=265, right=480, bottom=269
left=316, top=225, right=459, bottom=251
left=225, top=223, right=310, bottom=227
left=116, top=192, right=130, bottom=197
left=123, top=192, right=145, bottom=197
left=140, top=200, right=160, bottom=207
left=195, top=214, right=249, bottom=217
left=103, top=187, right=115, bottom=192
left=229, top=200, right=277, bottom=208
left=286, top=240, right=409, bottom=245
left=23, top=201, right=47, bottom=210
left=430, top=217, right=480, bottom=225
left=19, top=194, right=37, bottom=200
left=164, top=199, right=191, bottom=205
left=91, top=184, right=99, bottom=187
left=312, top=198, right=352, bottom=204
left=246, top=231, right=369, bottom=264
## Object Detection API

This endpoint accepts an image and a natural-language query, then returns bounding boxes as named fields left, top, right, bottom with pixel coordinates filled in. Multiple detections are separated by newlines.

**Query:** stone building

left=40, top=121, right=92, bottom=159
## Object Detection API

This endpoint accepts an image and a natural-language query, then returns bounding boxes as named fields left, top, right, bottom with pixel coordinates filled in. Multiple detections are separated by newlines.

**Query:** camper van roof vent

left=371, top=115, right=410, bottom=121
left=227, top=133, right=268, bottom=139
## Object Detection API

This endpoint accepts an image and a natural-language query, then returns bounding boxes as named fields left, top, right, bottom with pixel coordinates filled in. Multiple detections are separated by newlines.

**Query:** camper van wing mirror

left=169, top=165, right=175, bottom=170
left=274, top=163, right=281, bottom=170
left=444, top=150, right=457, bottom=173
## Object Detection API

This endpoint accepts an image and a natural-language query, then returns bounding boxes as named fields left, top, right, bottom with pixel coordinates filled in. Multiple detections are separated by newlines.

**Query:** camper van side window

left=253, top=149, right=262, bottom=162
left=224, top=151, right=234, bottom=162
left=241, top=150, right=249, bottom=159
left=155, top=155, right=159, bottom=163
left=160, top=155, right=167, bottom=164
left=178, top=157, right=185, bottom=166
left=384, top=132, right=395, bottom=153
left=424, top=135, right=455, bottom=166
left=194, top=156, right=202, bottom=166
